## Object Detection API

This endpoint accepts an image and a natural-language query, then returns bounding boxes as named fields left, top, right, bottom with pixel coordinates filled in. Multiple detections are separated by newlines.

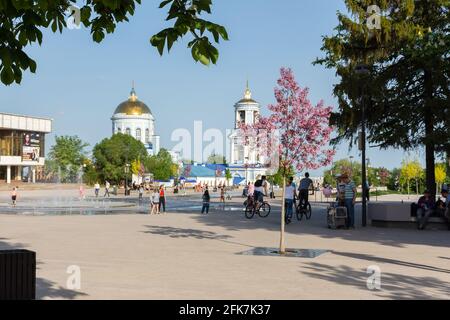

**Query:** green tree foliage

left=150, top=0, right=228, bottom=66
left=268, top=166, right=295, bottom=187
left=315, top=0, right=450, bottom=196
left=400, top=159, right=424, bottom=195
left=92, top=133, right=148, bottom=184
left=225, top=168, right=232, bottom=185
left=206, top=153, right=226, bottom=164
left=0, top=0, right=227, bottom=85
left=47, top=135, right=88, bottom=183
left=145, top=148, right=178, bottom=181
left=323, top=159, right=362, bottom=187
left=435, top=163, right=447, bottom=192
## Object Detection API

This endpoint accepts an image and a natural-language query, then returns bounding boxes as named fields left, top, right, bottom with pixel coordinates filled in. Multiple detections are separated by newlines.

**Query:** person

left=150, top=189, right=160, bottom=215
left=243, top=183, right=249, bottom=197
left=435, top=189, right=450, bottom=230
left=254, top=176, right=268, bottom=205
left=284, top=178, right=296, bottom=224
left=323, top=184, right=332, bottom=201
left=11, top=187, right=18, bottom=207
left=289, top=177, right=297, bottom=190
left=248, top=182, right=255, bottom=198
left=341, top=174, right=357, bottom=229
left=220, top=186, right=225, bottom=204
left=159, top=185, right=166, bottom=213
left=417, top=190, right=436, bottom=230
left=298, top=173, right=313, bottom=210
left=364, top=181, right=371, bottom=202
left=94, top=182, right=100, bottom=198
left=24, top=134, right=31, bottom=146
left=138, top=184, right=144, bottom=202
left=202, top=189, right=211, bottom=214
left=104, top=180, right=110, bottom=198
left=79, top=185, right=85, bottom=200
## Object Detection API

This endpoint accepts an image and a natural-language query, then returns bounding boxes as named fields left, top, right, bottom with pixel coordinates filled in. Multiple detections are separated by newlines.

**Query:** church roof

left=236, top=82, right=259, bottom=105
left=114, top=87, right=152, bottom=116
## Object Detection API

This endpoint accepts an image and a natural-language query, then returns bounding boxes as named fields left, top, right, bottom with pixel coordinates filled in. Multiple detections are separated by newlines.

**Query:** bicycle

left=296, top=201, right=312, bottom=221
left=244, top=196, right=271, bottom=219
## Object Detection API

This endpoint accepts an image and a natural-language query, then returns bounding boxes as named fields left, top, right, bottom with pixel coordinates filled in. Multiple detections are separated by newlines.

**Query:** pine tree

left=315, top=0, right=450, bottom=197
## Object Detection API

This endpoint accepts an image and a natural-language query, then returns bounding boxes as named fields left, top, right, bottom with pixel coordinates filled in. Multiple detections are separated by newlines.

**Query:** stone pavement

left=0, top=188, right=449, bottom=300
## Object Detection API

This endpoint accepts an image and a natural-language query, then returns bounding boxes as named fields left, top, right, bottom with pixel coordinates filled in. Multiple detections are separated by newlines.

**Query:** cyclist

left=298, top=173, right=314, bottom=211
left=254, top=176, right=268, bottom=208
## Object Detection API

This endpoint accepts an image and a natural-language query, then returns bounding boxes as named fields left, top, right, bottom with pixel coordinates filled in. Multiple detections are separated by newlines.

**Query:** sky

left=0, top=0, right=419, bottom=175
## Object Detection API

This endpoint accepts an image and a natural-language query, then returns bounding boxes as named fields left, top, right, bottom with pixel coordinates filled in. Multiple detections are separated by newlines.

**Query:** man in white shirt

left=285, top=178, right=297, bottom=224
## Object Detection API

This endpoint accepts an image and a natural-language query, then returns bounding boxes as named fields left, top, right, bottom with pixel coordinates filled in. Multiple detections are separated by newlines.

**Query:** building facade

left=0, top=113, right=52, bottom=183
left=111, top=86, right=160, bottom=156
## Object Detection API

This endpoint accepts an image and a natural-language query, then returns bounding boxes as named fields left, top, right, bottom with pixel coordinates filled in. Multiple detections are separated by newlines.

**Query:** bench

left=368, top=202, right=447, bottom=229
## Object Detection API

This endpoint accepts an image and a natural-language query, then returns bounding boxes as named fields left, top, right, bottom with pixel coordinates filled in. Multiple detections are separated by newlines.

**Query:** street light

left=244, top=156, right=249, bottom=184
left=355, top=64, right=370, bottom=227
left=125, top=163, right=130, bottom=196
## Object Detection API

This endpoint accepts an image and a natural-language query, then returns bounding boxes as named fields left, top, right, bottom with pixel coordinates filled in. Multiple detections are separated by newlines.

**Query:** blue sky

left=0, top=0, right=417, bottom=175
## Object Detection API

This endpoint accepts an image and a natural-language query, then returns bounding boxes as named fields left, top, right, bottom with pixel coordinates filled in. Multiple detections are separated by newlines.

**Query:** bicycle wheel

left=245, top=205, right=255, bottom=219
left=258, top=202, right=271, bottom=218
left=305, top=203, right=312, bottom=220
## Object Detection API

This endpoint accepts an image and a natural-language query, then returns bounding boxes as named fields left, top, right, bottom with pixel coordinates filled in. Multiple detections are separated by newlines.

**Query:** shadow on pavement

left=190, top=204, right=450, bottom=249
left=36, top=278, right=88, bottom=300
left=332, top=251, right=450, bottom=275
left=142, top=225, right=255, bottom=248
left=302, top=262, right=450, bottom=300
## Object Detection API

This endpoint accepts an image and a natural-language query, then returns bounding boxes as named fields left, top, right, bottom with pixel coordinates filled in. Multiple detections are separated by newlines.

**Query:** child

left=138, top=184, right=144, bottom=202
left=150, top=189, right=160, bottom=215
left=12, top=187, right=18, bottom=207
left=202, top=189, right=211, bottom=214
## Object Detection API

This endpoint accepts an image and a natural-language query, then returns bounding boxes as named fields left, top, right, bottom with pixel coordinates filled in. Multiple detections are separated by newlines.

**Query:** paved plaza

left=0, top=187, right=449, bottom=300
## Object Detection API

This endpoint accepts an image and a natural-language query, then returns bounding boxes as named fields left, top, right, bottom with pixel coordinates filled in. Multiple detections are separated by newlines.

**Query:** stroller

left=327, top=203, right=348, bottom=229
left=327, top=182, right=348, bottom=229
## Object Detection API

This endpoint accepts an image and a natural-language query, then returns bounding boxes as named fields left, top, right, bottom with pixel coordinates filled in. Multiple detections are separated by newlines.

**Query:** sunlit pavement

left=0, top=188, right=449, bottom=300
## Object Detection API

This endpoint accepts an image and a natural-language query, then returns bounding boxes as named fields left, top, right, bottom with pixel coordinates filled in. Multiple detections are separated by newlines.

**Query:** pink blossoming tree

left=239, top=67, right=335, bottom=254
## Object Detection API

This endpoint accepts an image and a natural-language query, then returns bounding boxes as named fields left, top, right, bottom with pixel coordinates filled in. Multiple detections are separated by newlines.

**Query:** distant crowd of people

left=8, top=176, right=450, bottom=232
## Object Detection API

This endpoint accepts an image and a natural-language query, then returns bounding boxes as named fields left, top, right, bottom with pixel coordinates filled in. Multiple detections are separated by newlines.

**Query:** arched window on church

left=117, top=127, right=122, bottom=134
left=239, top=111, right=246, bottom=124
left=145, top=129, right=150, bottom=144
left=136, top=128, right=142, bottom=141
left=126, top=128, right=131, bottom=136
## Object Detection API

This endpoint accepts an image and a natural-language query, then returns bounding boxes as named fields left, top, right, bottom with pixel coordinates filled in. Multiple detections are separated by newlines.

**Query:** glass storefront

left=0, top=130, right=45, bottom=157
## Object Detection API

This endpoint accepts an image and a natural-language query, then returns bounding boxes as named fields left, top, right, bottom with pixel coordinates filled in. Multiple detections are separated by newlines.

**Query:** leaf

left=1, top=66, right=15, bottom=85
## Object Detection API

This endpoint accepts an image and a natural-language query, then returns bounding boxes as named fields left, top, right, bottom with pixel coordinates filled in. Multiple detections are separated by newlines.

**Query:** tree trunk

left=407, top=180, right=410, bottom=198
left=280, top=176, right=286, bottom=255
left=424, top=69, right=436, bottom=198
left=416, top=179, right=419, bottom=195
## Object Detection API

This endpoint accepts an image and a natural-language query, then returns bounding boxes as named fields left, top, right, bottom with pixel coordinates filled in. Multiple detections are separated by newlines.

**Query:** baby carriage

left=327, top=203, right=348, bottom=229
left=327, top=182, right=348, bottom=229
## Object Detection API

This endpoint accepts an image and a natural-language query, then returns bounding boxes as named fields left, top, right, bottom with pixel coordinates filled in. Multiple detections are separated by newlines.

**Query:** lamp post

left=355, top=64, right=370, bottom=227
left=125, top=163, right=130, bottom=196
left=244, top=156, right=249, bottom=184
left=349, top=156, right=355, bottom=175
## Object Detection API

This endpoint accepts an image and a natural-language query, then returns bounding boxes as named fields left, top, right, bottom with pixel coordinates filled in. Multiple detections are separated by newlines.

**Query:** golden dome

left=114, top=87, right=152, bottom=116
left=237, top=81, right=258, bottom=104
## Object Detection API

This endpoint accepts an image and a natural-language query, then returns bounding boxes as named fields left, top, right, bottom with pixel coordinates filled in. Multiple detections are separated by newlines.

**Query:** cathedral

left=111, top=86, right=160, bottom=156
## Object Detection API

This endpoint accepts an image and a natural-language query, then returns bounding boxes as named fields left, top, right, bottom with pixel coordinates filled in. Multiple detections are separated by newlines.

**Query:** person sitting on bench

left=417, top=190, right=436, bottom=230
left=435, top=189, right=450, bottom=230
